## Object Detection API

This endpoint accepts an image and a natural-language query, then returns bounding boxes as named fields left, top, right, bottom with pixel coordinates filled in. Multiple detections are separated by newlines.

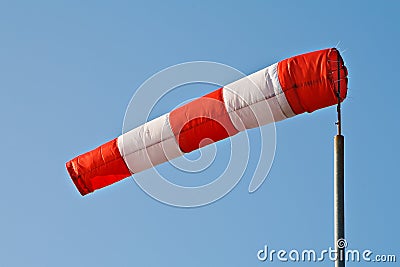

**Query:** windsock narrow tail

left=66, top=48, right=348, bottom=196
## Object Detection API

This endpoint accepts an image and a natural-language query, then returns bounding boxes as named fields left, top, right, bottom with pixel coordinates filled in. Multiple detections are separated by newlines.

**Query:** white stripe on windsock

left=117, top=113, right=183, bottom=174
left=222, top=63, right=295, bottom=131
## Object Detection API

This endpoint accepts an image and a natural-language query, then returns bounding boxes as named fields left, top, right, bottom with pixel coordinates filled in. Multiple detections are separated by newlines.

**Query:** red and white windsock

left=66, top=48, right=348, bottom=196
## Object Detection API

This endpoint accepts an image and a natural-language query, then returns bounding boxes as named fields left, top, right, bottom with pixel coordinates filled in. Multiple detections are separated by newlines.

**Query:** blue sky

left=0, top=0, right=399, bottom=266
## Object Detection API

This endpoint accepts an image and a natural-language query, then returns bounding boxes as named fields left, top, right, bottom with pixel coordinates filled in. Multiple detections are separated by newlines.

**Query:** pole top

left=335, top=52, right=342, bottom=136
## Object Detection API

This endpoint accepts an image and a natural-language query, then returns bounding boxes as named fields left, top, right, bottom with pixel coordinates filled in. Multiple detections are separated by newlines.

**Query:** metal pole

left=334, top=50, right=345, bottom=267
left=334, top=135, right=345, bottom=267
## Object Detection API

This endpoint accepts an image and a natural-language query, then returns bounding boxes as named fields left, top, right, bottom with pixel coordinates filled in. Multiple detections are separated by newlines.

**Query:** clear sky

left=0, top=0, right=399, bottom=266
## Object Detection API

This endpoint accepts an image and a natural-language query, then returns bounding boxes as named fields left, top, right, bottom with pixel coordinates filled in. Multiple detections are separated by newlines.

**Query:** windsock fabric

left=66, top=48, right=348, bottom=195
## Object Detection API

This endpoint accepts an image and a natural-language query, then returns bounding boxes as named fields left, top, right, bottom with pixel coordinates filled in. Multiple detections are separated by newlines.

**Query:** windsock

left=66, top=48, right=348, bottom=196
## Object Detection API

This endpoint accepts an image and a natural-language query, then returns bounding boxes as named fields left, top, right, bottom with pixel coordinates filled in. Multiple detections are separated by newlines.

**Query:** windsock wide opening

left=277, top=48, right=348, bottom=115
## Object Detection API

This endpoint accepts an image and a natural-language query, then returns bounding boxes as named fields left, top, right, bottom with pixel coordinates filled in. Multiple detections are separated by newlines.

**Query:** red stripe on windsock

left=66, top=138, right=131, bottom=195
left=169, top=88, right=239, bottom=153
left=277, top=48, right=348, bottom=114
